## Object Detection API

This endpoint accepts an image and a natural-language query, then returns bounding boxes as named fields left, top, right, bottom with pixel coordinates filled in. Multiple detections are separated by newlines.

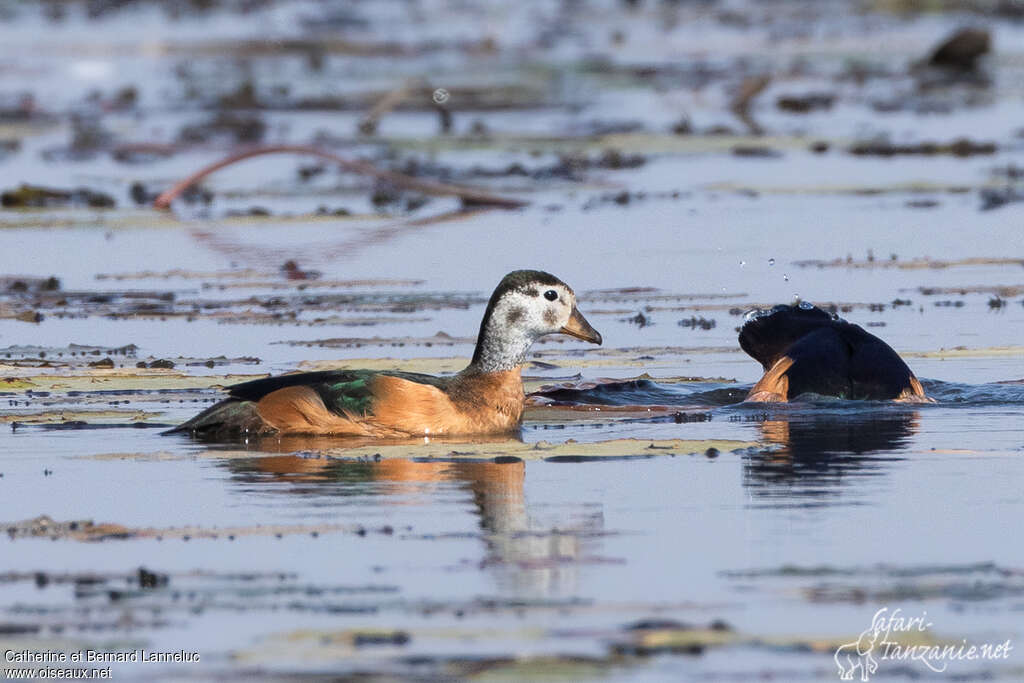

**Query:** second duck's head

left=471, top=270, right=602, bottom=372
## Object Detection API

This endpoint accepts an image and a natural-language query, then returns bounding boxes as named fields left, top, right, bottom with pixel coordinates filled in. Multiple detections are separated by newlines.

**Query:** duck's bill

left=560, top=307, right=603, bottom=345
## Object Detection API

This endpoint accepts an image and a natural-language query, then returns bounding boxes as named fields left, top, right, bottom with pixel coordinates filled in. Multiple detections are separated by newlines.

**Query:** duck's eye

left=544, top=290, right=558, bottom=301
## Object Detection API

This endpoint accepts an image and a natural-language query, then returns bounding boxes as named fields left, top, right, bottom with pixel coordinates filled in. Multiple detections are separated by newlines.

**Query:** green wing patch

left=314, top=370, right=452, bottom=418
left=318, top=376, right=375, bottom=417
left=222, top=368, right=455, bottom=419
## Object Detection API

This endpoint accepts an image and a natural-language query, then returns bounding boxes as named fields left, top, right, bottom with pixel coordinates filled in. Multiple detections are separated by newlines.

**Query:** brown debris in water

left=96, top=438, right=761, bottom=464
left=793, top=256, right=1024, bottom=270
left=11, top=310, right=43, bottom=323
left=3, top=514, right=380, bottom=542
left=980, top=187, right=1024, bottom=211
left=177, top=111, right=266, bottom=145
left=1, top=275, right=61, bottom=293
left=928, top=27, right=990, bottom=71
left=678, top=316, right=716, bottom=330
left=730, top=75, right=770, bottom=135
left=358, top=77, right=429, bottom=135
left=612, top=618, right=734, bottom=656
left=731, top=145, right=781, bottom=158
left=848, top=138, right=996, bottom=157
left=0, top=371, right=265, bottom=395
left=278, top=332, right=474, bottom=349
left=1, top=184, right=115, bottom=209
left=917, top=284, right=1024, bottom=297
left=1, top=409, right=162, bottom=425
left=776, top=93, right=835, bottom=114
left=152, top=145, right=528, bottom=210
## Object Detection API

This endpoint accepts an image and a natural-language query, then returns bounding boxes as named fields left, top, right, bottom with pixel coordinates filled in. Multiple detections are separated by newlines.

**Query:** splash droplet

left=768, top=258, right=775, bottom=266
left=739, top=260, right=746, bottom=267
left=783, top=274, right=789, bottom=282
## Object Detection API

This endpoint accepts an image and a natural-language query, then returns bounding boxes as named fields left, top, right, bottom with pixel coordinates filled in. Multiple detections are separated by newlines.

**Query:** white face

left=491, top=282, right=576, bottom=340
left=472, top=274, right=600, bottom=371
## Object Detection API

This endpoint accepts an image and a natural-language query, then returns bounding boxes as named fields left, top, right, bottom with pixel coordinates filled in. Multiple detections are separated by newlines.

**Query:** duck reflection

left=742, top=410, right=920, bottom=497
left=218, top=435, right=601, bottom=595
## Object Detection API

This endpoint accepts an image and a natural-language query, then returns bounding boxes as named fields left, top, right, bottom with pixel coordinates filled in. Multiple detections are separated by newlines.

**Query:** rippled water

left=4, top=356, right=1022, bottom=679
left=2, top=0, right=1024, bottom=680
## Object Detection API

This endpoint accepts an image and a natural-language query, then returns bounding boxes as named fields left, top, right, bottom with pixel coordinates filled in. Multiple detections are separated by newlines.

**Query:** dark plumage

left=738, top=304, right=927, bottom=402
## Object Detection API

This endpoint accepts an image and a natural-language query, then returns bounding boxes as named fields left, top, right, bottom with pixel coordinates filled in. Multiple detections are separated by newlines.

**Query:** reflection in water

left=188, top=208, right=488, bottom=268
left=531, top=378, right=745, bottom=408
left=742, top=410, right=919, bottom=499
left=220, top=436, right=603, bottom=596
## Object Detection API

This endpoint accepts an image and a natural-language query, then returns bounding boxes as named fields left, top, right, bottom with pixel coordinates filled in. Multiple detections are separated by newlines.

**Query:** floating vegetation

left=135, top=437, right=763, bottom=463
left=1, top=515, right=390, bottom=542
left=0, top=184, right=115, bottom=209
left=848, top=138, right=997, bottom=157
left=2, top=2, right=1023, bottom=681
left=793, top=256, right=1024, bottom=270
left=721, top=561, right=1024, bottom=603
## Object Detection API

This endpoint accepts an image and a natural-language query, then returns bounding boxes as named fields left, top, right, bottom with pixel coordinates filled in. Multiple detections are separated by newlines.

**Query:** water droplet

left=768, top=258, right=775, bottom=266
left=798, top=300, right=813, bottom=310
left=783, top=274, right=789, bottom=281
left=739, top=260, right=746, bottom=267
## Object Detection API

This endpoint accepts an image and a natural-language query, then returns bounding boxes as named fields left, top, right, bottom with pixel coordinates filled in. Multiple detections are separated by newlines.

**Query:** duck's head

left=471, top=270, right=602, bottom=372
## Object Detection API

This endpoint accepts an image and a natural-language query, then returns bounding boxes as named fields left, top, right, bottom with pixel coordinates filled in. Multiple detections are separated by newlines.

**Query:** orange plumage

left=168, top=270, right=602, bottom=439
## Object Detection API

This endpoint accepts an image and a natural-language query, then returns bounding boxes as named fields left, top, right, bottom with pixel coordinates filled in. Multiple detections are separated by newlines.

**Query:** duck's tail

left=162, top=398, right=267, bottom=437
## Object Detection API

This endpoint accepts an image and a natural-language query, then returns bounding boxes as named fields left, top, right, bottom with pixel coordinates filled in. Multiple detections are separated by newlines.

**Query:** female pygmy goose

left=169, top=270, right=602, bottom=438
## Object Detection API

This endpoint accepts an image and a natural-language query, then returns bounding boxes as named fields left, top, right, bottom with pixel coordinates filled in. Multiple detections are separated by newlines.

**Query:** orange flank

left=369, top=369, right=524, bottom=436
left=256, top=386, right=359, bottom=434
left=255, top=369, right=525, bottom=437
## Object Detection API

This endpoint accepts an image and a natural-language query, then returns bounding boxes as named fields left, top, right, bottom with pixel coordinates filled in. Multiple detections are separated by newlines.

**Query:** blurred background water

left=1, top=0, right=1023, bottom=680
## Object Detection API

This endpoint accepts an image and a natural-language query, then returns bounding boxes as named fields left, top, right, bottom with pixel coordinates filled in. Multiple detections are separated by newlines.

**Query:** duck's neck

left=469, top=319, right=534, bottom=373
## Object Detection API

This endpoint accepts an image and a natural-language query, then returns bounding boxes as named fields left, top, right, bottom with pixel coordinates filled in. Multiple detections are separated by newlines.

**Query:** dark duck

left=738, top=303, right=928, bottom=402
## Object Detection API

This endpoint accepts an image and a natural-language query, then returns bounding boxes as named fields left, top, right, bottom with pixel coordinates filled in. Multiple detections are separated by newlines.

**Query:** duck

left=738, top=302, right=928, bottom=402
left=167, top=270, right=602, bottom=438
